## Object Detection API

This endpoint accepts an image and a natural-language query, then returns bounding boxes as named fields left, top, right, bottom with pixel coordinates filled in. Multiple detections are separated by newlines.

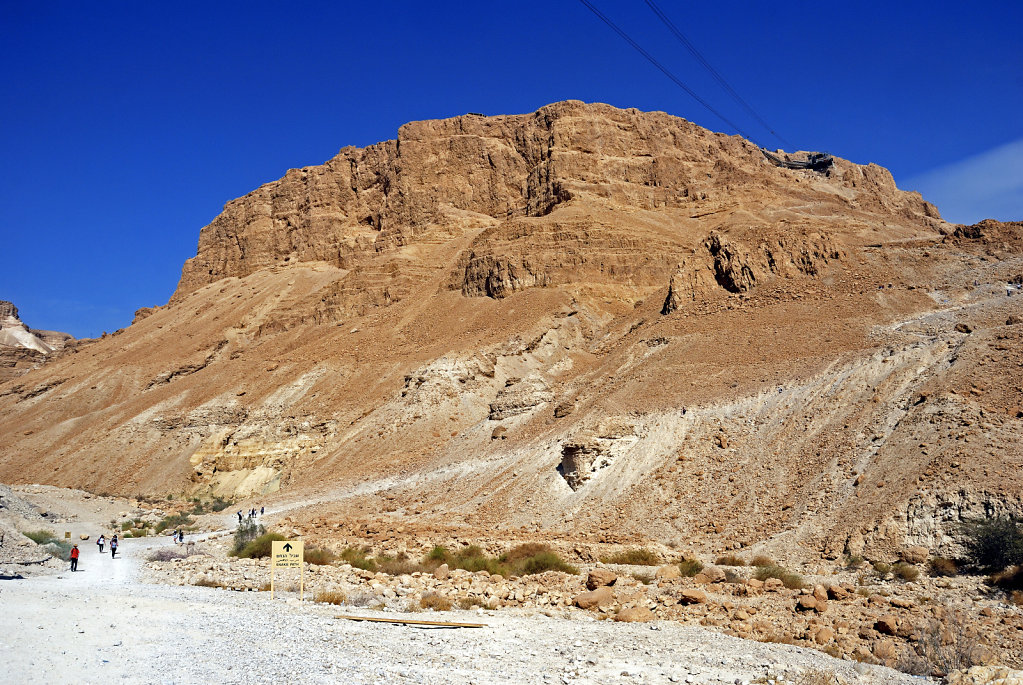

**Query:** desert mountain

left=0, top=300, right=73, bottom=382
left=1, top=101, right=1020, bottom=563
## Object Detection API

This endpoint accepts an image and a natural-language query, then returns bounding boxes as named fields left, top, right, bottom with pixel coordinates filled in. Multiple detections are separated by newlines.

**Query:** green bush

left=753, top=565, right=806, bottom=589
left=961, top=516, right=1023, bottom=572
left=600, top=548, right=661, bottom=566
left=678, top=558, right=704, bottom=577
left=23, top=529, right=57, bottom=545
left=872, top=561, right=892, bottom=579
left=418, top=542, right=577, bottom=577
left=517, top=551, right=579, bottom=575
left=340, top=547, right=377, bottom=571
left=236, top=532, right=287, bottom=559
left=892, top=562, right=920, bottom=581
left=155, top=512, right=194, bottom=533
left=230, top=518, right=265, bottom=556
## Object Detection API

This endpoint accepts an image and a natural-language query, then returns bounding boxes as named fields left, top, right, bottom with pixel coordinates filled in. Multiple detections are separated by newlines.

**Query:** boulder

left=574, top=586, right=614, bottom=609
left=899, top=546, right=928, bottom=564
left=586, top=567, right=617, bottom=590
left=432, top=563, right=449, bottom=580
left=796, top=596, right=826, bottom=613
left=945, top=665, right=1023, bottom=685
left=678, top=589, right=707, bottom=605
left=615, top=607, right=655, bottom=622
left=654, top=565, right=680, bottom=581
left=693, top=566, right=725, bottom=584
left=875, top=615, right=899, bottom=636
left=814, top=627, right=835, bottom=644
left=79, top=534, right=90, bottom=540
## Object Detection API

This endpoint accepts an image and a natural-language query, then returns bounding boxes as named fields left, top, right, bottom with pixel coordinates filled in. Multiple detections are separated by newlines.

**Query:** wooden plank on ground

left=334, top=614, right=486, bottom=628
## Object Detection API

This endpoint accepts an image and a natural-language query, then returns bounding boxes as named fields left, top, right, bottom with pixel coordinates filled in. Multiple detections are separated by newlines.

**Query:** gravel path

left=0, top=533, right=929, bottom=685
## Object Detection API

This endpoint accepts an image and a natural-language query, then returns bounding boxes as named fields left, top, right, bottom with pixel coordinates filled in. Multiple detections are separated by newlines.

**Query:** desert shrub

left=340, top=547, right=377, bottom=571
left=845, top=554, right=865, bottom=568
left=209, top=497, right=233, bottom=512
left=147, top=547, right=188, bottom=562
left=377, top=556, right=428, bottom=575
left=500, top=543, right=551, bottom=564
left=929, top=557, right=958, bottom=577
left=723, top=568, right=744, bottom=583
left=42, top=540, right=74, bottom=561
left=715, top=554, right=745, bottom=566
left=961, top=516, right=1023, bottom=572
left=871, top=561, right=892, bottom=579
left=304, top=547, right=336, bottom=566
left=193, top=577, right=226, bottom=588
left=750, top=555, right=775, bottom=567
left=518, top=551, right=579, bottom=575
left=904, top=607, right=980, bottom=675
left=678, top=558, right=704, bottom=577
left=314, top=590, right=347, bottom=605
left=346, top=591, right=376, bottom=607
left=630, top=571, right=653, bottom=585
left=230, top=518, right=265, bottom=555
left=893, top=562, right=920, bottom=581
left=236, top=532, right=287, bottom=559
left=23, top=529, right=57, bottom=545
left=753, top=565, right=805, bottom=589
left=990, top=565, right=1023, bottom=592
left=155, top=512, right=194, bottom=534
left=600, top=548, right=661, bottom=566
left=794, top=669, right=839, bottom=685
left=419, top=593, right=452, bottom=611
left=426, top=545, right=449, bottom=562
left=457, top=596, right=486, bottom=610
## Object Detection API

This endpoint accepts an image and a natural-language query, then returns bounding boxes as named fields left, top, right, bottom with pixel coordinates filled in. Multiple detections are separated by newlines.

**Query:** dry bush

left=314, top=590, right=347, bottom=605
left=750, top=555, right=775, bottom=567
left=457, top=596, right=486, bottom=610
left=630, top=571, right=653, bottom=585
left=794, top=669, right=838, bottom=685
left=678, top=558, right=703, bottom=577
left=753, top=565, right=806, bottom=589
left=346, top=591, right=376, bottom=607
left=419, top=593, right=452, bottom=611
left=990, top=565, right=1023, bottom=592
left=147, top=547, right=188, bottom=562
left=892, top=561, right=920, bottom=581
left=377, top=557, right=428, bottom=576
left=600, top=548, right=661, bottom=566
left=929, top=557, right=958, bottom=577
left=340, top=547, right=377, bottom=571
left=871, top=561, right=892, bottom=579
left=304, top=547, right=336, bottom=566
left=897, top=606, right=980, bottom=676
left=723, top=568, right=744, bottom=583
left=715, top=554, right=745, bottom=566
left=193, top=577, right=226, bottom=588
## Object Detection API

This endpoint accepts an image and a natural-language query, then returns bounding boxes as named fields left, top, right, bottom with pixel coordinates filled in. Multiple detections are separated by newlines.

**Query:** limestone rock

left=433, top=564, right=449, bottom=580
left=874, top=615, right=899, bottom=635
left=574, top=586, right=614, bottom=609
left=654, top=565, right=680, bottom=581
left=586, top=568, right=617, bottom=590
left=899, top=546, right=928, bottom=564
left=678, top=589, right=707, bottom=605
left=615, top=607, right=655, bottom=622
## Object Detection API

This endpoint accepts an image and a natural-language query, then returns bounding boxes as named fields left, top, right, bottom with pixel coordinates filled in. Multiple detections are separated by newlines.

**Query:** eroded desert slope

left=1, top=101, right=1020, bottom=562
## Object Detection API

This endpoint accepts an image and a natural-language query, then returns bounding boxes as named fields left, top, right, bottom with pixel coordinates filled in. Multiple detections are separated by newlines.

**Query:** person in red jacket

left=70, top=544, right=80, bottom=572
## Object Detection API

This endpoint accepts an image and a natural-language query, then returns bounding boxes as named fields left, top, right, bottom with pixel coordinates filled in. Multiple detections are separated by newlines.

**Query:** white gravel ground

left=0, top=535, right=932, bottom=685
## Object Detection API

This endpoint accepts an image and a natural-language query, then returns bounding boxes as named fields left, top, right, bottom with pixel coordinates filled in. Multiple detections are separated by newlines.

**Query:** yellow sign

left=271, top=540, right=304, bottom=567
left=270, top=540, right=304, bottom=600
left=64, top=531, right=71, bottom=539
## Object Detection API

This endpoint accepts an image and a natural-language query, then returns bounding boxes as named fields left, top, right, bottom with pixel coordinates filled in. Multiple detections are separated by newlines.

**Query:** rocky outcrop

left=0, top=301, right=74, bottom=382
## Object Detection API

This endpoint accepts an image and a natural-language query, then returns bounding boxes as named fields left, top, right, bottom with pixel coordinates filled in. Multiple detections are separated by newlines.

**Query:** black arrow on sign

left=283, top=543, right=293, bottom=552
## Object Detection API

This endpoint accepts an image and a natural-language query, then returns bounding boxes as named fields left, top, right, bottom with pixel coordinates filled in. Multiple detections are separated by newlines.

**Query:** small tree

left=231, top=518, right=265, bottom=556
left=960, top=516, right=1023, bottom=572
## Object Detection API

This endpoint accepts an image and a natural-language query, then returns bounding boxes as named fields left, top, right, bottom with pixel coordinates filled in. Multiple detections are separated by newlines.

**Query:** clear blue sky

left=2, top=1, right=1021, bottom=338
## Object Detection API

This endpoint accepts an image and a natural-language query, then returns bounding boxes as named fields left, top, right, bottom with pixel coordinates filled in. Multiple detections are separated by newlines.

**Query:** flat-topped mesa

left=171, top=101, right=944, bottom=302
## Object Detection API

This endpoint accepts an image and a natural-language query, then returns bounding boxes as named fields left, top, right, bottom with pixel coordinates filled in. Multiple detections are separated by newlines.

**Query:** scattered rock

left=574, top=587, right=614, bottom=609
left=586, top=568, right=617, bottom=590
left=678, top=589, right=707, bottom=605
left=615, top=607, right=655, bottom=622
left=874, top=615, right=899, bottom=636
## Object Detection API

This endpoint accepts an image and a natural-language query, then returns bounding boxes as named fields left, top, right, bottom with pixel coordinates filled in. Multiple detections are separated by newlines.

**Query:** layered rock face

left=0, top=301, right=74, bottom=382
left=1, top=102, right=1020, bottom=565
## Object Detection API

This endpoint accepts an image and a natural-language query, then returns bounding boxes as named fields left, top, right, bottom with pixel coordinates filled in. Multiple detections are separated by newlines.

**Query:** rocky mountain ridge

left=0, top=301, right=74, bottom=382
left=0, top=101, right=1020, bottom=568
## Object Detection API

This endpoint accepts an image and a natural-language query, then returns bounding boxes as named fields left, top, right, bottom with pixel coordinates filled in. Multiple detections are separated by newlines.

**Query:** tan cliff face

left=1, top=101, right=1020, bottom=564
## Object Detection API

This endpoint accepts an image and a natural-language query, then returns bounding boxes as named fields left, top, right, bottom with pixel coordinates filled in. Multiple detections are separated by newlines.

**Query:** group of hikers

left=237, top=506, right=264, bottom=523
left=68, top=533, right=119, bottom=572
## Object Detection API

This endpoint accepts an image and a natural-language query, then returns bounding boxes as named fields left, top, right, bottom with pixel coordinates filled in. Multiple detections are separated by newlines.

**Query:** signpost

left=64, top=531, right=71, bottom=539
left=270, top=540, right=304, bottom=600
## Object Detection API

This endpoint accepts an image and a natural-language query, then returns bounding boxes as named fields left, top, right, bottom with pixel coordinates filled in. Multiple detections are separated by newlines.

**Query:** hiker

left=178, top=530, right=185, bottom=544
left=70, top=544, right=80, bottom=572
left=260, top=506, right=264, bottom=516
left=110, top=535, right=118, bottom=558
left=237, top=510, right=242, bottom=523
left=96, top=534, right=106, bottom=554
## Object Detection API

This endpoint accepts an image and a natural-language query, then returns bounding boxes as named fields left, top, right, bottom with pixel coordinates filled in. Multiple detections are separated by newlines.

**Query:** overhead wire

left=642, top=0, right=793, bottom=149
left=576, top=0, right=753, bottom=143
